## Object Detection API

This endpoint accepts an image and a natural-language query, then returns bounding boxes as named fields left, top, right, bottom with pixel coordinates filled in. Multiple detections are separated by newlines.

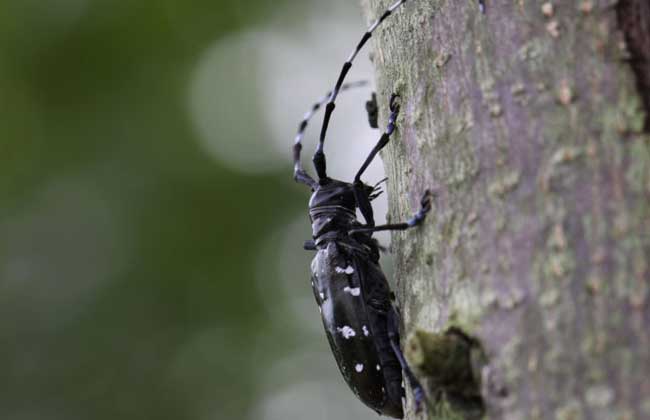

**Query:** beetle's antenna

left=293, top=81, right=368, bottom=188
left=312, top=0, right=409, bottom=181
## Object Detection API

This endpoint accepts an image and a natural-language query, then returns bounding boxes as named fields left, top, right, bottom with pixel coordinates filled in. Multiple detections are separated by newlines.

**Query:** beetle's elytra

left=288, top=0, right=457, bottom=416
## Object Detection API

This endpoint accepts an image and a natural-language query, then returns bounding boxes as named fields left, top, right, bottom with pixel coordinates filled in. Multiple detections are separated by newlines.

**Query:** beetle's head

left=308, top=178, right=380, bottom=211
left=309, top=178, right=356, bottom=211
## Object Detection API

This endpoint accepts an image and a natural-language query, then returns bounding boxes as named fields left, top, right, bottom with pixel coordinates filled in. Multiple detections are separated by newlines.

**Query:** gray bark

left=360, top=0, right=650, bottom=419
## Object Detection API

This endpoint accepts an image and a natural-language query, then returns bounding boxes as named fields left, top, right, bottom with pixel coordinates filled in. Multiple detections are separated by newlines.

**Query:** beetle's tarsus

left=387, top=93, right=400, bottom=131
left=405, top=190, right=433, bottom=227
left=389, top=93, right=400, bottom=113
left=413, top=385, right=426, bottom=413
left=421, top=189, right=432, bottom=209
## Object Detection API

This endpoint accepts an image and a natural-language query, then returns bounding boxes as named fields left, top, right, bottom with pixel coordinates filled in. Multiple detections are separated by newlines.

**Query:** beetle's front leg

left=353, top=94, right=401, bottom=227
left=354, top=93, right=400, bottom=184
left=387, top=306, right=427, bottom=413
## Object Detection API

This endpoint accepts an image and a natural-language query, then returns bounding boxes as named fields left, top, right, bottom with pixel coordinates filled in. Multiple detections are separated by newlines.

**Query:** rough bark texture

left=360, top=1, right=650, bottom=419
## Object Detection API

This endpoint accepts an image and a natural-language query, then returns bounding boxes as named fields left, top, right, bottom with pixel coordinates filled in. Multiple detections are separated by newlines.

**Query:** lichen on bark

left=360, top=0, right=650, bottom=419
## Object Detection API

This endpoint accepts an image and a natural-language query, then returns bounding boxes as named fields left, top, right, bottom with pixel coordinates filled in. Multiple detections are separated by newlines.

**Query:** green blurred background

left=0, top=1, right=390, bottom=419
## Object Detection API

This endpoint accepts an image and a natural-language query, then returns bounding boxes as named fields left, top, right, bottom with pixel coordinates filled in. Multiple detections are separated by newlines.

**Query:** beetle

left=295, top=91, right=431, bottom=417
left=290, top=0, right=443, bottom=417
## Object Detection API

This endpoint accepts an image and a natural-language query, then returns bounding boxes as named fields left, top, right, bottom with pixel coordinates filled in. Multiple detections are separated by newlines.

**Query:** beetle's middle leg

left=349, top=190, right=432, bottom=235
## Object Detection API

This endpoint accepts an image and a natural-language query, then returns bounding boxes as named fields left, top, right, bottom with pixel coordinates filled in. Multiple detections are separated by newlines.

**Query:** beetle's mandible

left=286, top=0, right=476, bottom=417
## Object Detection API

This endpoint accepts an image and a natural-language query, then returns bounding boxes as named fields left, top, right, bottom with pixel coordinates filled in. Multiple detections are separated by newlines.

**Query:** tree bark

left=360, top=1, right=650, bottom=419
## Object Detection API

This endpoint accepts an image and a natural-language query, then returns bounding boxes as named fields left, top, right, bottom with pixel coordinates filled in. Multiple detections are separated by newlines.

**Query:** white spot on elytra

left=343, top=286, right=361, bottom=296
left=376, top=364, right=381, bottom=371
left=319, top=292, right=325, bottom=300
left=337, top=326, right=356, bottom=339
left=355, top=363, right=364, bottom=372
left=362, top=325, right=370, bottom=336
left=335, top=265, right=355, bottom=274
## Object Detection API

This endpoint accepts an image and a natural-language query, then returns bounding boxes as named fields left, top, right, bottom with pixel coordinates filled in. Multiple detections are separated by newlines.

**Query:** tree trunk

left=360, top=1, right=650, bottom=419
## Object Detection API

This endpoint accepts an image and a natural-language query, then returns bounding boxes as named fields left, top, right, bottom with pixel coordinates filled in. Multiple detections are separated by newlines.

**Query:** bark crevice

left=405, top=328, right=485, bottom=419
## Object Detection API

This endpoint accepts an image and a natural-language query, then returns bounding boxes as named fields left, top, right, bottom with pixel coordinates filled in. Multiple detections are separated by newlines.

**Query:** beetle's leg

left=314, top=0, right=409, bottom=181
left=354, top=94, right=400, bottom=184
left=352, top=94, right=400, bottom=226
left=293, top=167, right=318, bottom=189
left=366, top=92, right=379, bottom=128
left=349, top=190, right=432, bottom=235
left=293, top=81, right=368, bottom=189
left=387, top=306, right=426, bottom=413
left=353, top=185, right=376, bottom=227
left=303, top=239, right=317, bottom=250
left=372, top=238, right=389, bottom=253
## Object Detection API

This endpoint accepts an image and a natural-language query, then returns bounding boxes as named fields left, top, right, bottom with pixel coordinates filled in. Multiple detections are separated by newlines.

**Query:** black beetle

left=305, top=176, right=431, bottom=418
left=290, top=1, right=434, bottom=416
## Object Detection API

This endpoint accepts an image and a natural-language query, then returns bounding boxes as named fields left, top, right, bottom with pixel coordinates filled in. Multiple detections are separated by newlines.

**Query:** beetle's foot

left=406, top=190, right=433, bottom=228
left=389, top=93, right=400, bottom=113
left=412, top=383, right=426, bottom=414
left=421, top=189, right=433, bottom=212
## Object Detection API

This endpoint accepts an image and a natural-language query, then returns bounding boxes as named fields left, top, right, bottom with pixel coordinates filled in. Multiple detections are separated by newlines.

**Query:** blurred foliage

left=0, top=1, right=319, bottom=419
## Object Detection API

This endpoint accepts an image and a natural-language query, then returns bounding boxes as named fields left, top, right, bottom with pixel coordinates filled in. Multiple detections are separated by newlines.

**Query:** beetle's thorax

left=309, top=179, right=359, bottom=240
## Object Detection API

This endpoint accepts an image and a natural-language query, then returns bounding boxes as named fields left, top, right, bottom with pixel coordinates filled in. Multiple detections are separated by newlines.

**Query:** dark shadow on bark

left=617, top=0, right=650, bottom=131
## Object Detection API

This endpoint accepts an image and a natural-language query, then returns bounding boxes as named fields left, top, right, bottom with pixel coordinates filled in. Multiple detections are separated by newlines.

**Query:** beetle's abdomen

left=311, top=241, right=403, bottom=418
